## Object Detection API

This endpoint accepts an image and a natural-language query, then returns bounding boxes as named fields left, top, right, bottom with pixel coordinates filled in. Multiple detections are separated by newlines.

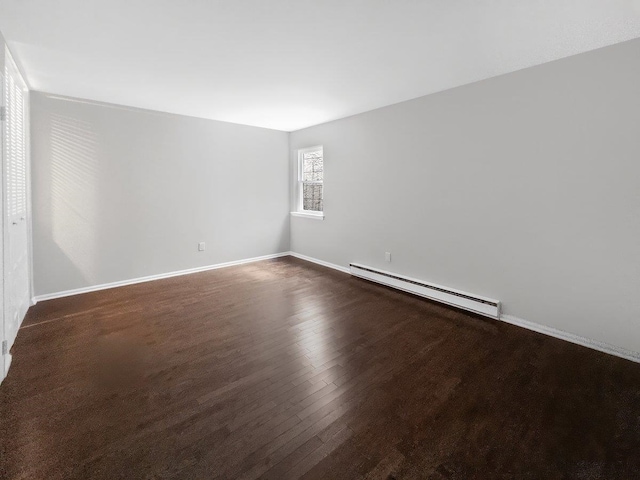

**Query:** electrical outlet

left=198, top=242, right=205, bottom=252
left=385, top=252, right=391, bottom=262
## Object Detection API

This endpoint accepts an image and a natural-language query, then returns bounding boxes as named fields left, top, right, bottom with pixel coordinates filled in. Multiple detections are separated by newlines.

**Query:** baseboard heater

left=349, top=263, right=501, bottom=319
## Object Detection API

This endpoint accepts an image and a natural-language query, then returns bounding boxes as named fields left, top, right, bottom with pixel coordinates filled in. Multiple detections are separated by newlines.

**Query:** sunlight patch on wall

left=50, top=113, right=99, bottom=283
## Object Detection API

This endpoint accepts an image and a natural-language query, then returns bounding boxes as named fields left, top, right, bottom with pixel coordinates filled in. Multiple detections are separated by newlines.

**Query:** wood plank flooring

left=1, top=256, right=640, bottom=479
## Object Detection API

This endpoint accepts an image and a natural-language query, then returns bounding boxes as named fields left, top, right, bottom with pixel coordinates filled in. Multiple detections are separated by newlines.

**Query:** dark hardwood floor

left=1, top=256, right=640, bottom=479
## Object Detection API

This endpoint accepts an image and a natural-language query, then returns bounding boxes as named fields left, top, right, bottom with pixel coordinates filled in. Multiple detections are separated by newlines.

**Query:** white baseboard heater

left=349, top=263, right=501, bottom=319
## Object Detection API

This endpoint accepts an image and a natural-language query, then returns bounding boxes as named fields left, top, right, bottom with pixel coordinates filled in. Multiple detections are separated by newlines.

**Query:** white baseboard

left=289, top=252, right=350, bottom=274
left=499, top=314, right=640, bottom=364
left=34, top=252, right=291, bottom=302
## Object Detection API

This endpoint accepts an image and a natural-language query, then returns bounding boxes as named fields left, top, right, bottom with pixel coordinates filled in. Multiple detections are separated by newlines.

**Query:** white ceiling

left=1, top=1, right=640, bottom=131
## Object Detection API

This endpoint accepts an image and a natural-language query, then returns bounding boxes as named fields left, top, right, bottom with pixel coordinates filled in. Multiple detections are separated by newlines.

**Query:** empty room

left=1, top=1, right=640, bottom=478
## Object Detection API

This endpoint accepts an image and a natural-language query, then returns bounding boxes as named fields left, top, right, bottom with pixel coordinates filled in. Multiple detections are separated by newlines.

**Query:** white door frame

left=1, top=68, right=7, bottom=383
left=1, top=46, right=33, bottom=385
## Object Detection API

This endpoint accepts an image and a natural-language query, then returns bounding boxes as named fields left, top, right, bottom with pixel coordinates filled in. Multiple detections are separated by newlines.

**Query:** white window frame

left=292, top=145, right=324, bottom=220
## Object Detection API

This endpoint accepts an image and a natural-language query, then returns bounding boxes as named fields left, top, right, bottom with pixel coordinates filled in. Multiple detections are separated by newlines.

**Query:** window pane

left=303, top=183, right=323, bottom=212
left=302, top=151, right=323, bottom=182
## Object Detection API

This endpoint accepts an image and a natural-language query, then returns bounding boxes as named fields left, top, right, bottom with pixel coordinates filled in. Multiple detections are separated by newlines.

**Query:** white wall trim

left=290, top=211, right=324, bottom=220
left=289, top=251, right=350, bottom=274
left=499, top=314, right=640, bottom=364
left=34, top=251, right=349, bottom=304
left=34, top=252, right=291, bottom=303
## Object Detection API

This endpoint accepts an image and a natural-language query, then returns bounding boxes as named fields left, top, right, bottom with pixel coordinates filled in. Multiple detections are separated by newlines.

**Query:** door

left=2, top=48, right=30, bottom=374
left=0, top=69, right=5, bottom=380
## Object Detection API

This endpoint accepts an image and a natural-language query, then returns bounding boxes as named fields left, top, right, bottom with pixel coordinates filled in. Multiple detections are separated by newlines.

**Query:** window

left=295, top=146, right=324, bottom=219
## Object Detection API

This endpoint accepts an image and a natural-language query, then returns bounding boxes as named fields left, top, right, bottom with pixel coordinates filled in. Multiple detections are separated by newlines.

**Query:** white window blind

left=4, top=51, right=28, bottom=221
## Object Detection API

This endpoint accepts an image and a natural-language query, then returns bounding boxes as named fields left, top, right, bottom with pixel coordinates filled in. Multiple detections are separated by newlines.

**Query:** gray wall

left=31, top=93, right=290, bottom=296
left=290, top=38, right=640, bottom=353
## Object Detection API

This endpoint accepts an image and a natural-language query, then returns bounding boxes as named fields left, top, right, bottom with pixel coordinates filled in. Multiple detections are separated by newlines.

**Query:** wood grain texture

left=1, top=256, right=639, bottom=479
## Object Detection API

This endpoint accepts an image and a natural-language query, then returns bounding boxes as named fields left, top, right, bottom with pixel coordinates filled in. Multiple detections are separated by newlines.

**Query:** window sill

left=291, top=211, right=324, bottom=220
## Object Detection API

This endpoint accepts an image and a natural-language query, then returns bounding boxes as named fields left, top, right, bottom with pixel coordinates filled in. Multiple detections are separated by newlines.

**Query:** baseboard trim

left=30, top=250, right=640, bottom=365
left=499, top=314, right=640, bottom=364
left=289, top=253, right=640, bottom=364
left=289, top=252, right=350, bottom=274
left=34, top=252, right=292, bottom=302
